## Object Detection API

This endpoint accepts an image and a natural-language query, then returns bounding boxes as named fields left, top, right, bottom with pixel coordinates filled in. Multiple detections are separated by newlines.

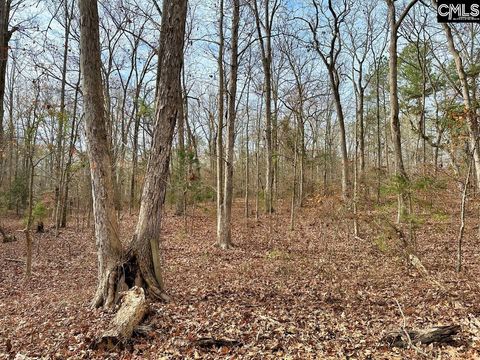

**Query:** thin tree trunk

left=435, top=3, right=480, bottom=189
left=244, top=76, right=251, bottom=219
left=216, top=0, right=226, bottom=244
left=55, top=0, right=74, bottom=231
left=253, top=0, right=274, bottom=214
left=457, top=155, right=471, bottom=272
left=376, top=65, right=382, bottom=202
left=61, top=72, right=82, bottom=227
left=219, top=0, right=240, bottom=249
left=175, top=89, right=186, bottom=216
left=330, top=73, right=349, bottom=201
left=290, top=119, right=299, bottom=231
left=387, top=0, right=418, bottom=222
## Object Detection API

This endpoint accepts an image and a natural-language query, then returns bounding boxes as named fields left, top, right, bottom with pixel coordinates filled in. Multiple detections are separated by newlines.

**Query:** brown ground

left=1, top=191, right=480, bottom=359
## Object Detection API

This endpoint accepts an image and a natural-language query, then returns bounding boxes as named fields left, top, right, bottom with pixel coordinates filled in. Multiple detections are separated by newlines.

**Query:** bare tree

left=432, top=0, right=480, bottom=189
left=216, top=0, right=226, bottom=244
left=386, top=0, right=418, bottom=221
left=218, top=0, right=240, bottom=249
left=251, top=0, right=279, bottom=213
left=306, top=0, right=350, bottom=201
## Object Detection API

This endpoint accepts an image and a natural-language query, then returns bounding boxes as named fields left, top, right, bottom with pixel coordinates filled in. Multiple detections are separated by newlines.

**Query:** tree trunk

left=387, top=0, right=417, bottom=222
left=61, top=73, right=82, bottom=227
left=330, top=72, right=349, bottom=201
left=55, top=0, right=74, bottom=231
left=175, top=89, right=186, bottom=216
left=216, top=0, right=225, bottom=244
left=436, top=5, right=480, bottom=189
left=0, top=0, right=14, bottom=187
left=80, top=0, right=186, bottom=308
left=253, top=0, right=274, bottom=214
left=128, top=0, right=187, bottom=300
left=79, top=0, right=123, bottom=308
left=219, top=0, right=239, bottom=249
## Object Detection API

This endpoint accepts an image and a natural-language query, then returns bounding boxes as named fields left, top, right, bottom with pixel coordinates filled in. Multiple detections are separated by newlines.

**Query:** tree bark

left=331, top=72, right=349, bottom=201
left=54, top=0, right=74, bottom=232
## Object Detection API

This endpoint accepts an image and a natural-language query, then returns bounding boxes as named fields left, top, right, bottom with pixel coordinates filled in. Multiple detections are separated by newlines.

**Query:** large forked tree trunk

left=79, top=0, right=187, bottom=308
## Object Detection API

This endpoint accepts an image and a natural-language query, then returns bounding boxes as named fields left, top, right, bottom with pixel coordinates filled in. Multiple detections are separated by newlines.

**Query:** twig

left=395, top=298, right=413, bottom=348
left=394, top=298, right=428, bottom=355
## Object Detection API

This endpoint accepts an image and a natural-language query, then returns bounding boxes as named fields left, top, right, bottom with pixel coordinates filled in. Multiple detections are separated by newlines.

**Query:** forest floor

left=1, top=187, right=480, bottom=359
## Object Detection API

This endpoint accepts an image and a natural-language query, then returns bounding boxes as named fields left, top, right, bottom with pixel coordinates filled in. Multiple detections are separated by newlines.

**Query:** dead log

left=384, top=325, right=460, bottom=348
left=194, top=337, right=242, bottom=349
left=94, top=286, right=148, bottom=350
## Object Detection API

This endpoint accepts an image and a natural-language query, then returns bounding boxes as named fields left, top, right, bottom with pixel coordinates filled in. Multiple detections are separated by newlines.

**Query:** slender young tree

left=251, top=0, right=278, bottom=214
left=216, top=0, right=226, bottom=243
left=386, top=0, right=418, bottom=222
left=307, top=0, right=350, bottom=201
left=219, top=0, right=240, bottom=249
left=432, top=0, right=480, bottom=189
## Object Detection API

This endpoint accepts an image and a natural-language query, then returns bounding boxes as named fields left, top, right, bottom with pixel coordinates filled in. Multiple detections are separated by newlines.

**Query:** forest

left=1, top=0, right=480, bottom=358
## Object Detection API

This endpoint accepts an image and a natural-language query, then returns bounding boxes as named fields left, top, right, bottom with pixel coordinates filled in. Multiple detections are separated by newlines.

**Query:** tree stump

left=94, top=286, right=149, bottom=350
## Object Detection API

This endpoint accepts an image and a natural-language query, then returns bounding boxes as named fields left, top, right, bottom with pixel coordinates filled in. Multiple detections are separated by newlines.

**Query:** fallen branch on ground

left=384, top=325, right=460, bottom=348
left=194, top=337, right=242, bottom=349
